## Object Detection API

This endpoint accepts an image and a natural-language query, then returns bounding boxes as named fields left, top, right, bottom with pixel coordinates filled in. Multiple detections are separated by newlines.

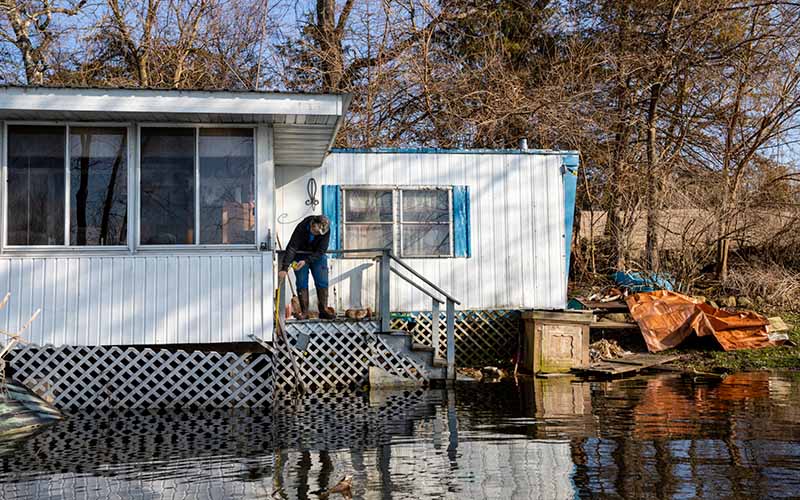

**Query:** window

left=401, top=190, right=451, bottom=257
left=342, top=187, right=453, bottom=257
left=7, top=126, right=66, bottom=245
left=70, top=127, right=128, bottom=245
left=140, top=128, right=195, bottom=244
left=199, top=129, right=255, bottom=244
left=343, top=189, right=393, bottom=250
left=6, top=125, right=128, bottom=247
left=140, top=127, right=255, bottom=245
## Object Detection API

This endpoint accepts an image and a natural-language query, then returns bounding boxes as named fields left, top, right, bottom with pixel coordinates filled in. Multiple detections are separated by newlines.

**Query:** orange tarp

left=626, top=290, right=773, bottom=352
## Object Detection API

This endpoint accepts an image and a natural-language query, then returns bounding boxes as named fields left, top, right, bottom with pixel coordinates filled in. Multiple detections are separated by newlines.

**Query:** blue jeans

left=294, top=255, right=329, bottom=290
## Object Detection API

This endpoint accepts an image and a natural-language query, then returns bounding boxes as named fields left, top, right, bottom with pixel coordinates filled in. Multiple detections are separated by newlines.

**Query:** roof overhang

left=0, top=86, right=351, bottom=167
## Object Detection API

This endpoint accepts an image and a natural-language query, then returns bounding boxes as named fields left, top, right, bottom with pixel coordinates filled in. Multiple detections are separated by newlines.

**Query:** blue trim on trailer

left=322, top=185, right=342, bottom=251
left=562, top=154, right=579, bottom=285
left=452, top=186, right=471, bottom=257
left=331, top=147, right=579, bottom=156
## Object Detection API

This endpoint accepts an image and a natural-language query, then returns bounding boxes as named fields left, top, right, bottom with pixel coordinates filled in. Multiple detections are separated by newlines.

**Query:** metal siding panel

left=66, top=259, right=77, bottom=345
left=533, top=157, right=547, bottom=309
left=519, top=157, right=532, bottom=308
left=102, top=258, right=112, bottom=343
left=155, top=257, right=166, bottom=344
left=0, top=260, right=8, bottom=334
left=134, top=257, right=146, bottom=344
left=171, top=257, right=181, bottom=343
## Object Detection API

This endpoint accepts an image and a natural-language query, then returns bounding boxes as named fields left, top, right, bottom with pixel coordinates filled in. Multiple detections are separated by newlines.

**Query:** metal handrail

left=388, top=252, right=461, bottom=305
left=275, top=246, right=459, bottom=380
left=389, top=265, right=445, bottom=304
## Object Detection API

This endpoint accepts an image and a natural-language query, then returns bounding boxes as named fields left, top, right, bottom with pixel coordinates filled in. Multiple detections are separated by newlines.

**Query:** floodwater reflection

left=1, top=372, right=799, bottom=499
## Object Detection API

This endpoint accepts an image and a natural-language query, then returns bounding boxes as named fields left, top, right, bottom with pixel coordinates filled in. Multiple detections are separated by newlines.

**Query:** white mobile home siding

left=276, top=151, right=568, bottom=311
left=0, top=253, right=273, bottom=347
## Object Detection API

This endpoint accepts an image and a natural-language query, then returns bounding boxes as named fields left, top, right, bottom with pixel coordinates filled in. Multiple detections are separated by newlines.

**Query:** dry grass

left=723, top=264, right=800, bottom=312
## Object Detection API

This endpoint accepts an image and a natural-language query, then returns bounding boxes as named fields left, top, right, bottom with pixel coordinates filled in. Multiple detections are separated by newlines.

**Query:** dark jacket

left=280, top=216, right=330, bottom=271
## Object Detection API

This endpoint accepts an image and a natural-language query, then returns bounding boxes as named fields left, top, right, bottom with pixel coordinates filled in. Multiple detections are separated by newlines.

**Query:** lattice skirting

left=9, top=345, right=274, bottom=411
left=8, top=321, right=430, bottom=410
left=274, top=320, right=425, bottom=394
left=391, top=309, right=521, bottom=367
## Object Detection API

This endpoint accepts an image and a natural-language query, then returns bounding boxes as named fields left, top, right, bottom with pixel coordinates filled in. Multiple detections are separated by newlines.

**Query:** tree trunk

left=645, top=84, right=662, bottom=273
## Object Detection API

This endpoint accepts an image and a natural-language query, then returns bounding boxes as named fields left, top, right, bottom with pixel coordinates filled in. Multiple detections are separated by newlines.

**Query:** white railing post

left=379, top=249, right=392, bottom=332
left=446, top=299, right=455, bottom=380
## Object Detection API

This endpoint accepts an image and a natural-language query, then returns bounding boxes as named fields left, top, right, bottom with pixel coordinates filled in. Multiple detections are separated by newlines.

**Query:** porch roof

left=0, top=86, right=351, bottom=167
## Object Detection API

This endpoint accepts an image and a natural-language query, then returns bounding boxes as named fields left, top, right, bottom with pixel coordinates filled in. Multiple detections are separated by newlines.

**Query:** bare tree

left=0, top=0, right=86, bottom=84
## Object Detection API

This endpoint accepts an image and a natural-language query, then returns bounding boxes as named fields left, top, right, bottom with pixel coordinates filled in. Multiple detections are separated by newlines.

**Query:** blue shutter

left=322, top=185, right=342, bottom=251
left=452, top=186, right=471, bottom=257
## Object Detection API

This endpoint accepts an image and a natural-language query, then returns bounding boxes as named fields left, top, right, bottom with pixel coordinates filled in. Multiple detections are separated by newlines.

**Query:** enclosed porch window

left=139, top=127, right=255, bottom=246
left=6, top=125, right=128, bottom=246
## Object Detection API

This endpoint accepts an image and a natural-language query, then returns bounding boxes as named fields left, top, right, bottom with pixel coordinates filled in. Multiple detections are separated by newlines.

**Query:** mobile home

left=0, top=86, right=579, bottom=408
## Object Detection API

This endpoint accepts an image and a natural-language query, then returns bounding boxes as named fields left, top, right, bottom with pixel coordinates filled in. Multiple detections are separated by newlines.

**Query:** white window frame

left=2, top=121, right=134, bottom=253
left=136, top=123, right=258, bottom=251
left=341, top=185, right=455, bottom=258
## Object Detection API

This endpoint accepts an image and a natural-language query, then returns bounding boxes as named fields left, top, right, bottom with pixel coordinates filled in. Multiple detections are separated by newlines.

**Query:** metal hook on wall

left=305, top=178, right=319, bottom=210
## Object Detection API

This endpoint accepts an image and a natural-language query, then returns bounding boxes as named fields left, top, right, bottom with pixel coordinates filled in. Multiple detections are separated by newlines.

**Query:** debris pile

left=573, top=272, right=791, bottom=354
left=589, top=339, right=632, bottom=363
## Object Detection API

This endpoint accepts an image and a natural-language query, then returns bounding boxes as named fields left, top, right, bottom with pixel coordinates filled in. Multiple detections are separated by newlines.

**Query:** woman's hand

left=293, top=260, right=307, bottom=270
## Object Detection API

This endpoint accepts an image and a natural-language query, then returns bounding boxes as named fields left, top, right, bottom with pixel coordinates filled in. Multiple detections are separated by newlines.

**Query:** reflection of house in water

left=572, top=373, right=800, bottom=499
left=1, top=375, right=799, bottom=499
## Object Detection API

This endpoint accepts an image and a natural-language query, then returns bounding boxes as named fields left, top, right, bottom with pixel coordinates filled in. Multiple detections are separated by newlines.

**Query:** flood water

left=1, top=371, right=799, bottom=499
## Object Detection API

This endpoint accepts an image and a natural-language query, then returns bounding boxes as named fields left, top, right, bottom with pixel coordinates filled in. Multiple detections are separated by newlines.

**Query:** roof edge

left=331, top=147, right=580, bottom=155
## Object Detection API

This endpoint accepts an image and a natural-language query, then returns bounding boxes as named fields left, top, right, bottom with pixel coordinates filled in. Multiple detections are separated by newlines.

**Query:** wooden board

left=589, top=320, right=640, bottom=330
left=572, top=354, right=681, bottom=376
left=574, top=298, right=630, bottom=311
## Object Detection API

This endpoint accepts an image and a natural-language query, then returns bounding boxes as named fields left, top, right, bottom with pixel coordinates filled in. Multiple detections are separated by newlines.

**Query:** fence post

left=380, top=249, right=391, bottom=332
left=446, top=299, right=455, bottom=380
left=431, top=299, right=440, bottom=357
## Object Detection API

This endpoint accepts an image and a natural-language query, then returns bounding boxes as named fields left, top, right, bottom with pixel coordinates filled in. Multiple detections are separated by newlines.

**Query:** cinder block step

left=432, top=357, right=448, bottom=368
left=411, top=342, right=434, bottom=353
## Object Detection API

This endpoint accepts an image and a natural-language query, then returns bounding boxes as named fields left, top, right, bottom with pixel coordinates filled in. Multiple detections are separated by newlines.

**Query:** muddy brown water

left=0, top=371, right=798, bottom=499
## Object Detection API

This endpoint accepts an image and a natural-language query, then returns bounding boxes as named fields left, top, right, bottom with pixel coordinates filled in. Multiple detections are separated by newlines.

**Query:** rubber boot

left=317, top=287, right=335, bottom=320
left=297, top=289, right=310, bottom=320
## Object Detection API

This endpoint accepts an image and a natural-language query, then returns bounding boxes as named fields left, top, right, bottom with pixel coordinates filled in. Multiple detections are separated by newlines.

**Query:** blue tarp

left=613, top=271, right=674, bottom=292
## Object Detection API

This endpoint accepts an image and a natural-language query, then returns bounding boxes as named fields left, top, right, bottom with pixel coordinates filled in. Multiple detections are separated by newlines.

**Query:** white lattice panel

left=10, top=345, right=274, bottom=410
left=8, top=319, right=449, bottom=410
left=392, top=309, right=520, bottom=367
left=275, top=320, right=427, bottom=393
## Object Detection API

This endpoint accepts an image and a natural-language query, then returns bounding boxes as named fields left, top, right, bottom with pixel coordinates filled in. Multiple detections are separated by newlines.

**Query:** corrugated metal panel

left=275, top=152, right=567, bottom=311
left=273, top=125, right=338, bottom=167
left=0, top=253, right=272, bottom=346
